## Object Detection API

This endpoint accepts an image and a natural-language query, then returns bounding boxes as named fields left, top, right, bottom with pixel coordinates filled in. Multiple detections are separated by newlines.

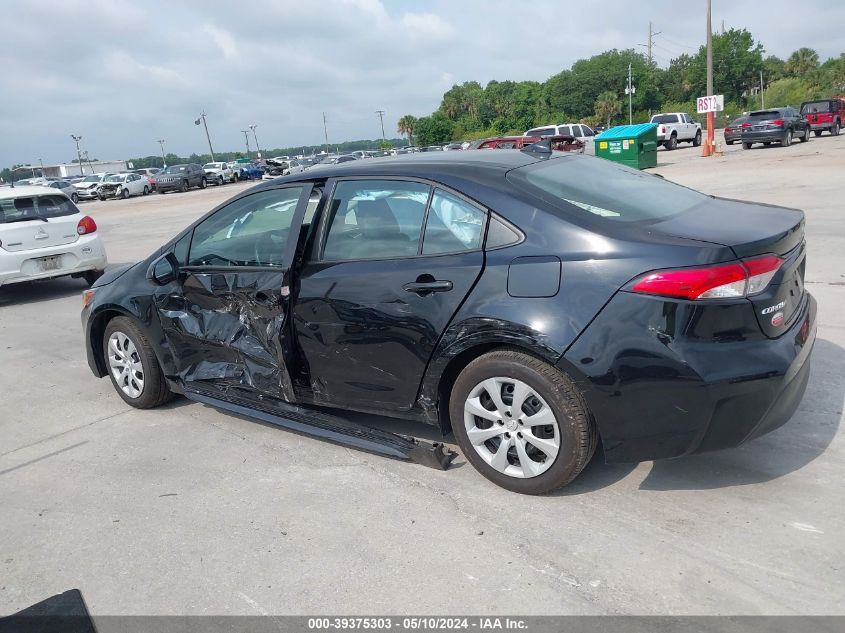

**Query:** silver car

left=724, top=116, right=748, bottom=145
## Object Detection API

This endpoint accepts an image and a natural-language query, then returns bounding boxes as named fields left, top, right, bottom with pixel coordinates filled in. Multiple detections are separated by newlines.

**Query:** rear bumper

left=560, top=291, right=816, bottom=463
left=0, top=235, right=107, bottom=286
left=809, top=122, right=834, bottom=130
left=741, top=130, right=787, bottom=143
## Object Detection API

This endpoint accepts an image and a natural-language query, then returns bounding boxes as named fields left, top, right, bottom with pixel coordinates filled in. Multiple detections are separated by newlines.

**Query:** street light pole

left=195, top=111, right=216, bottom=161
left=376, top=110, right=386, bottom=141
left=157, top=139, right=167, bottom=168
left=241, top=130, right=251, bottom=156
left=71, top=135, right=84, bottom=176
left=38, top=158, right=44, bottom=178
left=249, top=124, right=262, bottom=159
left=322, top=112, right=329, bottom=154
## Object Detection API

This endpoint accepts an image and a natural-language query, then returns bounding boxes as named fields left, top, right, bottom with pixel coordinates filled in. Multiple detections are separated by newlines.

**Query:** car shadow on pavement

left=639, top=337, right=843, bottom=491
left=0, top=262, right=134, bottom=307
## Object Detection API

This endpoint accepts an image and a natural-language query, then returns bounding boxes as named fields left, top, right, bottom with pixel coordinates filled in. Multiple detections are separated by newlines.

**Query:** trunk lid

left=649, top=196, right=806, bottom=338
left=0, top=194, right=81, bottom=252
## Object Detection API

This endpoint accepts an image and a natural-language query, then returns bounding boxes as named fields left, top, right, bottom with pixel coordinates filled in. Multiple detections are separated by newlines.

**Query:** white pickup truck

left=650, top=112, right=702, bottom=150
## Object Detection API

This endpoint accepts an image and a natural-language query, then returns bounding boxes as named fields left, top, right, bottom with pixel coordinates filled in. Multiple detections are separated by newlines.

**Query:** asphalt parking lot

left=2, top=138, right=844, bottom=616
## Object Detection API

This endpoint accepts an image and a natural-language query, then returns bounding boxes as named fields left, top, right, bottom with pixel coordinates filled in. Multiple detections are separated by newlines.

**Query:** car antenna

left=520, top=138, right=552, bottom=157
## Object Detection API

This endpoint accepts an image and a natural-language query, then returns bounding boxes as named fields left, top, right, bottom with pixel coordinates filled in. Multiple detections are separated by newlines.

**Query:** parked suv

left=650, top=113, right=702, bottom=150
left=800, top=98, right=844, bottom=136
left=741, top=108, right=811, bottom=149
left=155, top=164, right=208, bottom=193
left=524, top=124, right=595, bottom=143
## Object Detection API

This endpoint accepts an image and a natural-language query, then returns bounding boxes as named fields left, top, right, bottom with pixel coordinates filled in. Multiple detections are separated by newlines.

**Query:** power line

left=656, top=33, right=700, bottom=50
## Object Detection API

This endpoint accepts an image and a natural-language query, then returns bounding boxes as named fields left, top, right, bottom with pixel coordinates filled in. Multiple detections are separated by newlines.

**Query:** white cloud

left=203, top=24, right=238, bottom=60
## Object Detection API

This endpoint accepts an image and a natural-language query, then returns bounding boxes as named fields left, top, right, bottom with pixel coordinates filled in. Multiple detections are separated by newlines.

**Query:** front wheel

left=782, top=129, right=793, bottom=147
left=71, top=192, right=79, bottom=203
left=217, top=175, right=224, bottom=186
left=180, top=180, right=188, bottom=193
left=143, top=185, right=150, bottom=195
left=450, top=350, right=596, bottom=495
left=121, top=188, right=129, bottom=199
left=200, top=177, right=207, bottom=189
left=743, top=142, right=752, bottom=150
left=103, top=317, right=174, bottom=409
left=692, top=130, right=702, bottom=146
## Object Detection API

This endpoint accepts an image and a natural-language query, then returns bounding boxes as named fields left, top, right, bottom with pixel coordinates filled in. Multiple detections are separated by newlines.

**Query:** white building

left=19, top=160, right=130, bottom=179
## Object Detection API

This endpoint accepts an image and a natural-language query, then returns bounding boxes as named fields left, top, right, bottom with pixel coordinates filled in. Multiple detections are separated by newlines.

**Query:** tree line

left=396, top=29, right=845, bottom=146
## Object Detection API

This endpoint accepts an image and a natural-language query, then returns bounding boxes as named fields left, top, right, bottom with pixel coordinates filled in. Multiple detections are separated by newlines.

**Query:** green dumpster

left=594, top=123, right=658, bottom=169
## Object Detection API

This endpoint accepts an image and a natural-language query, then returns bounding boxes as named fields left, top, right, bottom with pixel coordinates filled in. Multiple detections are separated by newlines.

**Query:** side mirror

left=148, top=252, right=180, bottom=286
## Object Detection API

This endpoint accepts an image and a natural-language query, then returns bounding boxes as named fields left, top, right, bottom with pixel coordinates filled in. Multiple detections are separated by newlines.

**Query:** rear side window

left=322, top=180, right=431, bottom=261
left=652, top=114, right=679, bottom=124
left=422, top=189, right=486, bottom=255
left=801, top=101, right=833, bottom=114
left=0, top=195, right=78, bottom=223
left=527, top=127, right=555, bottom=137
left=508, top=156, right=707, bottom=223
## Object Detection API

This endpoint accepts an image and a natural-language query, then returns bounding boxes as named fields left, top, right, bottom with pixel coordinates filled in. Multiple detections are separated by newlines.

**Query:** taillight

left=77, top=216, right=97, bottom=235
left=769, top=119, right=785, bottom=127
left=740, top=123, right=751, bottom=128
left=724, top=127, right=733, bottom=133
left=632, top=255, right=784, bottom=300
left=659, top=125, right=666, bottom=134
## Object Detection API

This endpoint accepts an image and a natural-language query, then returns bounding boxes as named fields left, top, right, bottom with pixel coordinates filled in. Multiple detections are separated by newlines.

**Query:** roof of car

left=257, top=149, right=544, bottom=188
left=0, top=185, right=68, bottom=200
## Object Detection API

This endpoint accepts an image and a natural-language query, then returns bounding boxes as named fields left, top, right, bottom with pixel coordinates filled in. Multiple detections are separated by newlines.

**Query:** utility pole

left=703, top=0, right=714, bottom=156
left=38, top=158, right=44, bottom=178
left=760, top=71, right=765, bottom=109
left=241, top=130, right=251, bottom=156
left=375, top=110, right=386, bottom=141
left=322, top=112, right=329, bottom=154
left=195, top=111, right=216, bottom=161
left=157, top=139, right=167, bottom=167
left=71, top=135, right=84, bottom=176
left=625, top=63, right=635, bottom=125
left=249, top=124, right=262, bottom=159
left=639, top=21, right=661, bottom=64
left=83, top=151, right=94, bottom=174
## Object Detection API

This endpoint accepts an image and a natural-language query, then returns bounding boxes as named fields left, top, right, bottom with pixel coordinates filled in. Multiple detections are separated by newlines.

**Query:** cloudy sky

left=1, top=0, right=842, bottom=167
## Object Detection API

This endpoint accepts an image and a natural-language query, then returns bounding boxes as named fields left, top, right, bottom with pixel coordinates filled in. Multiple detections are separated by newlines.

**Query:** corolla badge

left=761, top=301, right=785, bottom=315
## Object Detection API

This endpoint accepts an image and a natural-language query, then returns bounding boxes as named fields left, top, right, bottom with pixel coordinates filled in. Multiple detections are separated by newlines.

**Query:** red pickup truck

left=800, top=97, right=845, bottom=136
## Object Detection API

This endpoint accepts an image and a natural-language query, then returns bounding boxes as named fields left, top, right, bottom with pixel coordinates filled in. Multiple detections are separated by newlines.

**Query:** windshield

left=203, top=163, right=219, bottom=169
left=162, top=165, right=187, bottom=174
left=508, top=155, right=708, bottom=223
left=82, top=175, right=101, bottom=182
left=105, top=175, right=124, bottom=183
left=801, top=101, right=833, bottom=114
left=651, top=114, right=679, bottom=124
left=0, top=194, right=78, bottom=224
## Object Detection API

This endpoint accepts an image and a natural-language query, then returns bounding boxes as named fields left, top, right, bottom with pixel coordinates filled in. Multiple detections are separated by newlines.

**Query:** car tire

left=71, top=192, right=79, bottom=203
left=449, top=349, right=597, bottom=495
left=121, top=188, right=129, bottom=199
left=800, top=127, right=810, bottom=142
left=782, top=129, right=792, bottom=147
left=82, top=270, right=103, bottom=286
left=743, top=142, right=752, bottom=150
left=180, top=180, right=188, bottom=193
left=103, top=317, right=174, bottom=409
left=143, top=185, right=150, bottom=195
left=200, top=177, right=207, bottom=189
left=217, top=175, right=224, bottom=186
left=665, top=134, right=677, bottom=150
left=814, top=130, right=822, bottom=137
left=692, top=130, right=702, bottom=146
left=832, top=121, right=841, bottom=136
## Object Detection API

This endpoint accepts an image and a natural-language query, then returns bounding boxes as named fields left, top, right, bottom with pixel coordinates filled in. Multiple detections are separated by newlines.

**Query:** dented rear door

left=154, top=184, right=312, bottom=402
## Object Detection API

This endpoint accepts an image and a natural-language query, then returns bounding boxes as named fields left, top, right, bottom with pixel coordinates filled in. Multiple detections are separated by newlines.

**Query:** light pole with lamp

left=71, top=135, right=84, bottom=177
left=157, top=139, right=167, bottom=168
left=249, top=124, right=262, bottom=159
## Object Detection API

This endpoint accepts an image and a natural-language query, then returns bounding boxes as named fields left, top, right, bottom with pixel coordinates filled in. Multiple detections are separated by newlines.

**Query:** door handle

left=403, top=280, right=453, bottom=294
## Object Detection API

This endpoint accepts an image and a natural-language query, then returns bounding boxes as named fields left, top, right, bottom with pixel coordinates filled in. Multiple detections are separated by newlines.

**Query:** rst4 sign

left=697, top=94, right=724, bottom=113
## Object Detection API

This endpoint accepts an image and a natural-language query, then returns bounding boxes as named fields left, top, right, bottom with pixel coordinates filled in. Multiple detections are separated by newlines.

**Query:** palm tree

left=594, top=91, right=622, bottom=129
left=786, top=48, right=819, bottom=77
left=397, top=115, right=417, bottom=146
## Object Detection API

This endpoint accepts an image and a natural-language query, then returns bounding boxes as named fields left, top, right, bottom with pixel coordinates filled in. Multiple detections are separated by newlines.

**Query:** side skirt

left=183, top=387, right=457, bottom=470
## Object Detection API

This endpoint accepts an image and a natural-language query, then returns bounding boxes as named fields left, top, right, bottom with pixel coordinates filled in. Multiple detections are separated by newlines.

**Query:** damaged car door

left=152, top=185, right=312, bottom=401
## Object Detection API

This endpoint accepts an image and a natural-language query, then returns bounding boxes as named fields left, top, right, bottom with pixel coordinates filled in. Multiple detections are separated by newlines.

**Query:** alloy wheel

left=108, top=332, right=144, bottom=398
left=463, top=377, right=560, bottom=479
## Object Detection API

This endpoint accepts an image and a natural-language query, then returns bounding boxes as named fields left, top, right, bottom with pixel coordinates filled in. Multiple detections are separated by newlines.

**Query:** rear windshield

left=0, top=195, right=78, bottom=223
left=651, top=114, right=679, bottom=124
left=508, top=156, right=707, bottom=223
left=801, top=101, right=833, bottom=114
left=748, top=110, right=783, bottom=121
left=728, top=117, right=747, bottom=126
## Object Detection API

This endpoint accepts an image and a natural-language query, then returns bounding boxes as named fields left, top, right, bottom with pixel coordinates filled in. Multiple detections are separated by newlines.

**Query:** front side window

left=322, top=180, right=430, bottom=261
left=187, top=187, right=304, bottom=267
left=422, top=189, right=486, bottom=255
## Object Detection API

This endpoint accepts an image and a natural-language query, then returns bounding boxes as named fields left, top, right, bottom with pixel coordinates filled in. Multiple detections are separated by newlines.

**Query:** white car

left=524, top=123, right=596, bottom=143
left=0, top=186, right=107, bottom=287
left=73, top=173, right=114, bottom=201
left=97, top=173, right=150, bottom=200
left=202, top=162, right=235, bottom=184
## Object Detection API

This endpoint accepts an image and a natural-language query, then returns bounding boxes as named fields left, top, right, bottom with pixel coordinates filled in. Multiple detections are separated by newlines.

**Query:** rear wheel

left=200, top=177, right=207, bottom=189
left=665, top=134, right=678, bottom=150
left=450, top=350, right=596, bottom=494
left=121, top=188, right=129, bottom=199
left=743, top=142, right=752, bottom=150
left=800, top=127, right=810, bottom=142
left=782, top=129, right=793, bottom=147
left=832, top=121, right=841, bottom=136
left=103, top=317, right=173, bottom=409
left=692, top=130, right=702, bottom=146
left=143, top=185, right=150, bottom=195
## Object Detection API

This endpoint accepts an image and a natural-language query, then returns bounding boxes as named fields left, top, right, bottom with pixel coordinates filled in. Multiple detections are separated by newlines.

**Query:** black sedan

left=741, top=107, right=811, bottom=149
left=81, top=149, right=815, bottom=494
